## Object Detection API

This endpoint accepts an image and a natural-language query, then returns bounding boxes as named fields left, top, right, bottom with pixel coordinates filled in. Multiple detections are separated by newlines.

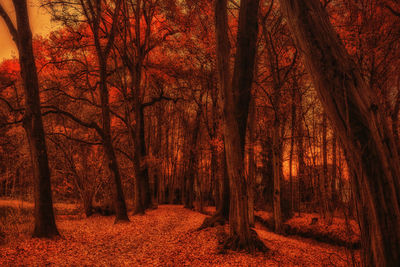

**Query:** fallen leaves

left=0, top=205, right=359, bottom=266
left=255, top=211, right=360, bottom=249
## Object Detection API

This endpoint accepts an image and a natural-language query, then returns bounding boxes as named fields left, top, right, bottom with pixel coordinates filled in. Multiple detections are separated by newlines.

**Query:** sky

left=0, top=0, right=55, bottom=60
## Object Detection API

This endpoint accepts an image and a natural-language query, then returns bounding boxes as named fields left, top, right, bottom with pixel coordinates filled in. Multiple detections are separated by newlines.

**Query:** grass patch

left=0, top=205, right=33, bottom=244
left=0, top=199, right=82, bottom=244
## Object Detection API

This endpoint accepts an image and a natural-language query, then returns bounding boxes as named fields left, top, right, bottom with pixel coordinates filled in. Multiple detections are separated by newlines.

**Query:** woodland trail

left=0, top=205, right=357, bottom=266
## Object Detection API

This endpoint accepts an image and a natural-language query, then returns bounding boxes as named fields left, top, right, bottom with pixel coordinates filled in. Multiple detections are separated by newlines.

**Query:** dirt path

left=0, top=205, right=358, bottom=266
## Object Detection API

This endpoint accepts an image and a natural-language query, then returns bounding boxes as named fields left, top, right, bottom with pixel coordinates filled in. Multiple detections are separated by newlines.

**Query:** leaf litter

left=0, top=205, right=358, bottom=266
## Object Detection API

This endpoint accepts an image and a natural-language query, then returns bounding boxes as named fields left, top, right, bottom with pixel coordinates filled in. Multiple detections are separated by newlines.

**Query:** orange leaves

left=0, top=205, right=359, bottom=266
left=0, top=58, right=19, bottom=76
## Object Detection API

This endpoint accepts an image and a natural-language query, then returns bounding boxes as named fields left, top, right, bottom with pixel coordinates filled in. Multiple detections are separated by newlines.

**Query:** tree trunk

left=220, top=154, right=230, bottom=219
left=289, top=87, right=296, bottom=216
left=331, top=131, right=337, bottom=209
left=129, top=0, right=151, bottom=214
left=139, top=107, right=151, bottom=209
left=99, top=71, right=129, bottom=221
left=321, top=113, right=331, bottom=223
left=297, top=93, right=305, bottom=215
left=247, top=98, right=256, bottom=227
left=280, top=0, right=400, bottom=265
left=199, top=145, right=230, bottom=230
left=261, top=134, right=274, bottom=206
left=216, top=0, right=266, bottom=252
left=391, top=90, right=400, bottom=155
left=212, top=148, right=220, bottom=208
left=3, top=0, right=60, bottom=238
left=272, top=116, right=282, bottom=233
left=184, top=111, right=201, bottom=209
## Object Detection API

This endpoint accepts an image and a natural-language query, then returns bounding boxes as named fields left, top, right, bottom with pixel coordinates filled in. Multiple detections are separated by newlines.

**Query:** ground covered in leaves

left=254, top=211, right=360, bottom=249
left=0, top=205, right=359, bottom=266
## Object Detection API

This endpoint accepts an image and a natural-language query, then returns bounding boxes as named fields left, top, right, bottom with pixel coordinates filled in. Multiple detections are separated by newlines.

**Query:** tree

left=45, top=0, right=130, bottom=222
left=216, top=0, right=266, bottom=252
left=259, top=2, right=298, bottom=231
left=0, top=0, right=59, bottom=237
left=182, top=107, right=201, bottom=209
left=280, top=0, right=400, bottom=265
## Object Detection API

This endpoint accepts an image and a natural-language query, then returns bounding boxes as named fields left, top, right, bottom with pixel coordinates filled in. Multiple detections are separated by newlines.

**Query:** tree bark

left=321, top=113, right=331, bottom=223
left=289, top=86, right=296, bottom=216
left=199, top=145, right=230, bottom=230
left=93, top=0, right=128, bottom=222
left=0, top=0, right=59, bottom=238
left=272, top=114, right=282, bottom=233
left=216, top=0, right=266, bottom=252
left=261, top=134, right=274, bottom=206
left=99, top=59, right=129, bottom=222
left=280, top=0, right=400, bottom=265
left=130, top=0, right=151, bottom=213
left=247, top=98, right=256, bottom=227
left=331, top=131, right=337, bottom=209
left=184, top=111, right=201, bottom=210
left=296, top=92, right=305, bottom=215
left=139, top=107, right=151, bottom=209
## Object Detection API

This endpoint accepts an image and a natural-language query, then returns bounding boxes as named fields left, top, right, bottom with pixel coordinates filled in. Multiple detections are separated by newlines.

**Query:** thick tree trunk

left=139, top=107, right=151, bottom=209
left=7, top=0, right=60, bottom=238
left=391, top=91, right=400, bottom=155
left=99, top=62, right=129, bottom=222
left=220, top=156, right=230, bottom=219
left=81, top=0, right=128, bottom=222
left=199, top=147, right=230, bottom=229
left=261, top=135, right=274, bottom=206
left=184, top=111, right=200, bottom=209
left=130, top=61, right=150, bottom=214
left=216, top=0, right=266, bottom=252
left=331, top=132, right=337, bottom=209
left=280, top=0, right=400, bottom=265
left=130, top=77, right=146, bottom=215
left=247, top=98, right=256, bottom=227
left=212, top=149, right=220, bottom=208
left=132, top=137, right=145, bottom=214
left=131, top=0, right=150, bottom=214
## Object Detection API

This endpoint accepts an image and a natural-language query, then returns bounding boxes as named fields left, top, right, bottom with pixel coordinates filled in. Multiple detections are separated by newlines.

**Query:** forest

left=0, top=0, right=399, bottom=266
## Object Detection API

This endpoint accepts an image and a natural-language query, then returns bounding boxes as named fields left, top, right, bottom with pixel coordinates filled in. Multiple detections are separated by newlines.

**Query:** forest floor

left=0, top=203, right=359, bottom=266
left=254, top=211, right=360, bottom=249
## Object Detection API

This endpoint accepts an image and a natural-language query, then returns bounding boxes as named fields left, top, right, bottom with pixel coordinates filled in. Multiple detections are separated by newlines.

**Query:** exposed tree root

left=198, top=213, right=226, bottom=230
left=222, top=229, right=269, bottom=253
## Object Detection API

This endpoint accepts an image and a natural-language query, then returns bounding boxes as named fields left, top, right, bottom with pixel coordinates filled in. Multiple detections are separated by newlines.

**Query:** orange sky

left=0, top=0, right=55, bottom=60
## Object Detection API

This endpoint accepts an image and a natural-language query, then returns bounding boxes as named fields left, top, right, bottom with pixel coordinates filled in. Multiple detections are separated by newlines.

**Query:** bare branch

left=0, top=3, right=18, bottom=43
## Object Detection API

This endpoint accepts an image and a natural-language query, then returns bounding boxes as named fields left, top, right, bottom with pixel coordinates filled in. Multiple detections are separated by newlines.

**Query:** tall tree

left=84, top=0, right=129, bottom=222
left=215, top=0, right=266, bottom=251
left=0, top=0, right=59, bottom=237
left=280, top=0, right=400, bottom=265
left=247, top=97, right=256, bottom=227
left=260, top=5, right=297, bottom=231
left=320, top=113, right=330, bottom=222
